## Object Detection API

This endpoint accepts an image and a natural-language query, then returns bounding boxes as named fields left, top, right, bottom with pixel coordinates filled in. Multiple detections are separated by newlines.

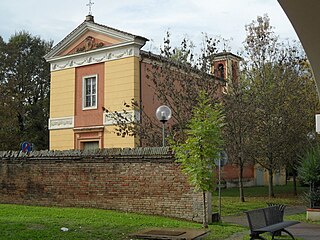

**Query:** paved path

left=289, top=222, right=320, bottom=240
left=222, top=205, right=320, bottom=240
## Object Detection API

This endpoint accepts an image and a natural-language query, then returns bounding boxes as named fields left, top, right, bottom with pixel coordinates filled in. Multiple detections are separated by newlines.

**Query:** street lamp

left=214, top=151, right=228, bottom=221
left=156, top=105, right=172, bottom=147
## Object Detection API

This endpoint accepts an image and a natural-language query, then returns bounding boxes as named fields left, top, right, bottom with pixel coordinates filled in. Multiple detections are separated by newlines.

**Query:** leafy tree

left=243, top=15, right=318, bottom=197
left=171, top=91, right=225, bottom=228
left=0, top=36, right=19, bottom=149
left=243, top=15, right=292, bottom=197
left=0, top=31, right=52, bottom=150
left=299, top=146, right=320, bottom=207
left=278, top=54, right=319, bottom=195
left=223, top=74, right=253, bottom=202
left=299, top=146, right=320, bottom=186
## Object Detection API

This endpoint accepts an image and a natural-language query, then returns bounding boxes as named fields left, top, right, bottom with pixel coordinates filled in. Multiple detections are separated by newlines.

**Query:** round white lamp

left=156, top=105, right=172, bottom=146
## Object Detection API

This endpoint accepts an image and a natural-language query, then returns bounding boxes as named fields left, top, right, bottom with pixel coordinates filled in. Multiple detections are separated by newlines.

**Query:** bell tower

left=211, top=51, right=242, bottom=83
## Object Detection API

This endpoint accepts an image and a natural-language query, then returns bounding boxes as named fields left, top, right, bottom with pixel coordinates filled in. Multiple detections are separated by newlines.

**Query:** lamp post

left=214, top=151, right=228, bottom=221
left=156, top=105, right=172, bottom=147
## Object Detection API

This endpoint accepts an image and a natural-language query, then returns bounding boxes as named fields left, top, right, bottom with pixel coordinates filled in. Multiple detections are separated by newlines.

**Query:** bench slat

left=254, top=220, right=300, bottom=233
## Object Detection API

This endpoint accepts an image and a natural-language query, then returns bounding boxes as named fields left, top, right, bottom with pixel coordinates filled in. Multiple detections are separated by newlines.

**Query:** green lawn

left=0, top=204, right=245, bottom=240
left=0, top=184, right=311, bottom=239
left=286, top=212, right=320, bottom=224
left=213, top=183, right=308, bottom=216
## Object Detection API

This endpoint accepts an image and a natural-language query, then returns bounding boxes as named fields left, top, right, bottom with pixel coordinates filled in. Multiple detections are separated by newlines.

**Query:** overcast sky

left=0, top=0, right=299, bottom=53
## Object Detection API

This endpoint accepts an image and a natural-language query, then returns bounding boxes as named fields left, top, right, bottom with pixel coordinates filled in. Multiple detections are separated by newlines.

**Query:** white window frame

left=82, top=74, right=98, bottom=110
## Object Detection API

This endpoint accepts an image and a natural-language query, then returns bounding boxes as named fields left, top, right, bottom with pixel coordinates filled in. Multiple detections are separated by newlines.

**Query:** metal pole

left=218, top=158, right=221, bottom=220
left=162, top=122, right=165, bottom=147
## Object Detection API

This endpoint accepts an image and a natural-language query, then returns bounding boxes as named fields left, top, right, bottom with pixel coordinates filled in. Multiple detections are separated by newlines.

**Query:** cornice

left=86, top=21, right=134, bottom=42
left=73, top=126, right=105, bottom=132
left=49, top=43, right=141, bottom=71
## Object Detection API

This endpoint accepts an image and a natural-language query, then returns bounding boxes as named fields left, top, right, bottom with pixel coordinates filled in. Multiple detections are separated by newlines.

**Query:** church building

left=45, top=14, right=241, bottom=151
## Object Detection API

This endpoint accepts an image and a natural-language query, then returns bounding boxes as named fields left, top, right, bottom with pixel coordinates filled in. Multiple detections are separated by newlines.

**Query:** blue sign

left=21, top=142, right=32, bottom=153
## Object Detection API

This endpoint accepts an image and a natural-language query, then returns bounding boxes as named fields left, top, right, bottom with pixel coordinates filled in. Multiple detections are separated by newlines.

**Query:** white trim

left=87, top=22, right=134, bottom=42
left=74, top=125, right=104, bottom=131
left=104, top=110, right=140, bottom=126
left=48, top=41, right=137, bottom=62
left=82, top=74, right=98, bottom=110
left=49, top=45, right=140, bottom=71
left=49, top=116, right=74, bottom=130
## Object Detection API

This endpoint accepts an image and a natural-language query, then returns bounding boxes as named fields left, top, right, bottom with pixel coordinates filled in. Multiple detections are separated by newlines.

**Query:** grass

left=286, top=212, right=320, bottom=224
left=0, top=184, right=311, bottom=239
left=213, top=183, right=308, bottom=216
left=0, top=204, right=245, bottom=240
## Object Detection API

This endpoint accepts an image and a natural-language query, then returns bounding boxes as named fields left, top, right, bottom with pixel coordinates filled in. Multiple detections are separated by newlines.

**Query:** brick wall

left=0, top=148, right=209, bottom=222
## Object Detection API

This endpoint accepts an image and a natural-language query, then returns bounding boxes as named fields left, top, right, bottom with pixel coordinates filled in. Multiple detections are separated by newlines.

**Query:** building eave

left=212, top=51, right=243, bottom=61
left=140, top=50, right=227, bottom=84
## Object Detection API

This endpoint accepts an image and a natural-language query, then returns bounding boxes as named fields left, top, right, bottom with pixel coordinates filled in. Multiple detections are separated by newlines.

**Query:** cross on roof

left=87, top=0, right=94, bottom=15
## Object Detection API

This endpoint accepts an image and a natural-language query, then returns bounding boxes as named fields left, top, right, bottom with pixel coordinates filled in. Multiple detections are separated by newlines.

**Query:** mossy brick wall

left=0, top=147, right=206, bottom=222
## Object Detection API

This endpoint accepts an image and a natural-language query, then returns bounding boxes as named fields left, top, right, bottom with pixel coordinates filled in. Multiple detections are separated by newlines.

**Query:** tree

left=223, top=74, right=253, bottom=202
left=0, top=31, right=52, bottom=150
left=278, top=54, right=319, bottom=195
left=244, top=15, right=293, bottom=197
left=299, top=146, right=320, bottom=208
left=243, top=15, right=318, bottom=197
left=171, top=91, right=225, bottom=228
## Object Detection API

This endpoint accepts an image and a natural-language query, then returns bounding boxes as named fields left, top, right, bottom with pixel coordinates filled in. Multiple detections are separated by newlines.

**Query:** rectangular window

left=83, top=75, right=97, bottom=109
left=83, top=141, right=99, bottom=150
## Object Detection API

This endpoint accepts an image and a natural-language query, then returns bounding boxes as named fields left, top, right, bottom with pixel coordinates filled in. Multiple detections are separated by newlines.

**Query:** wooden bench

left=244, top=206, right=300, bottom=240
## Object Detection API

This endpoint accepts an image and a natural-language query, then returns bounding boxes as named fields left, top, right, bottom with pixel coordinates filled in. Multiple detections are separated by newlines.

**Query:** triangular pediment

left=59, top=31, right=120, bottom=56
left=45, top=18, right=148, bottom=60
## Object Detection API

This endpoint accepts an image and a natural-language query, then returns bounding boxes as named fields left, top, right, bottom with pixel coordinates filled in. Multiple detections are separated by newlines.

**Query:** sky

left=0, top=0, right=299, bottom=54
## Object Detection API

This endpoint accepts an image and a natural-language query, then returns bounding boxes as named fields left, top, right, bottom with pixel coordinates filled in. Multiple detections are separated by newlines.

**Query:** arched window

left=218, top=63, right=225, bottom=79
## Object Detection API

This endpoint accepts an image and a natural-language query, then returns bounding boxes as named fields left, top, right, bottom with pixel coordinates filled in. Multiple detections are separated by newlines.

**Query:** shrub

left=299, top=146, right=320, bottom=208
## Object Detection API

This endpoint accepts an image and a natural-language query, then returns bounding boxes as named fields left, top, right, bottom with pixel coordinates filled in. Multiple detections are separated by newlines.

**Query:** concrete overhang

left=278, top=0, right=320, bottom=98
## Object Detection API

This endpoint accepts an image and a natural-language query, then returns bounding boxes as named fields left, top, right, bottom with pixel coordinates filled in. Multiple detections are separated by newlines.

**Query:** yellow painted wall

left=50, top=129, right=74, bottom=150
left=49, top=57, right=141, bottom=150
left=103, top=56, right=140, bottom=148
left=50, top=68, right=75, bottom=118
left=104, top=126, right=139, bottom=148
left=254, top=164, right=286, bottom=186
left=50, top=68, right=75, bottom=150
left=104, top=57, right=140, bottom=109
left=264, top=169, right=286, bottom=186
